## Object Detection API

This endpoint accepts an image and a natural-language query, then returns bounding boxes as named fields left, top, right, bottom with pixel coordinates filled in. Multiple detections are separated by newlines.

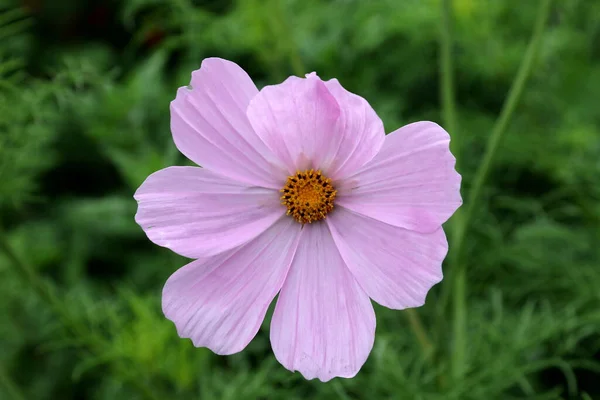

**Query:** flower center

left=280, top=169, right=337, bottom=224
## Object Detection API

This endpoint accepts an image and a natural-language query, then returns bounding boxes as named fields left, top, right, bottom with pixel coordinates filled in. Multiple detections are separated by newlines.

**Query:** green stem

left=440, top=0, right=464, bottom=255
left=404, top=309, right=434, bottom=357
left=446, top=0, right=553, bottom=381
left=0, top=363, right=26, bottom=400
left=436, top=0, right=459, bottom=384
left=440, top=0, right=458, bottom=137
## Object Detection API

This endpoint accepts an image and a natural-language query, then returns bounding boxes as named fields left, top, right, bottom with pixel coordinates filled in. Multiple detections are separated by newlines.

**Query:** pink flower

left=134, top=58, right=462, bottom=381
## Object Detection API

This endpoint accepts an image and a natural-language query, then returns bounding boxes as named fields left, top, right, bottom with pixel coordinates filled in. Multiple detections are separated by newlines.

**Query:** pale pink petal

left=134, top=166, right=283, bottom=258
left=171, top=58, right=285, bottom=189
left=162, top=217, right=301, bottom=355
left=328, top=207, right=446, bottom=309
left=322, top=78, right=385, bottom=180
left=270, top=222, right=375, bottom=382
left=336, top=121, right=462, bottom=232
left=247, top=74, right=384, bottom=176
left=246, top=74, right=339, bottom=174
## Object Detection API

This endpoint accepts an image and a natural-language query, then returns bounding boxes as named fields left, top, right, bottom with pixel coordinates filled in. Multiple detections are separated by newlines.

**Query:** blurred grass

left=1, top=0, right=600, bottom=399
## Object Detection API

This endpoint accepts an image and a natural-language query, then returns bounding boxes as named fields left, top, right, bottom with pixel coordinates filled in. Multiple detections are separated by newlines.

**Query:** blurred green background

left=1, top=0, right=600, bottom=399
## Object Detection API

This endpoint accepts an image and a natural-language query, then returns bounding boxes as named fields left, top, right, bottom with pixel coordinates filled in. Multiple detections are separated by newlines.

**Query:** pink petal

left=322, top=78, right=385, bottom=180
left=328, top=207, right=446, bottom=309
left=162, top=217, right=301, bottom=355
left=246, top=75, right=339, bottom=174
left=134, top=166, right=284, bottom=258
left=247, top=74, right=384, bottom=177
left=336, top=121, right=462, bottom=232
left=270, top=222, right=375, bottom=382
left=170, top=58, right=285, bottom=189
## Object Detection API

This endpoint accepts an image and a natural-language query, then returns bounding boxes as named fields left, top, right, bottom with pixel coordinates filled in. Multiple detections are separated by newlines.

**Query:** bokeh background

left=1, top=0, right=600, bottom=399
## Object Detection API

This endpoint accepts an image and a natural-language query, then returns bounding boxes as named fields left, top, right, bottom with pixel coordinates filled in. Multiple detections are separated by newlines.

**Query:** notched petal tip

left=246, top=73, right=341, bottom=173
left=133, top=166, right=284, bottom=259
left=162, top=275, right=247, bottom=356
left=413, top=120, right=448, bottom=133
left=319, top=78, right=386, bottom=179
left=270, top=223, right=375, bottom=383
left=162, top=218, right=302, bottom=357
left=168, top=58, right=284, bottom=188
left=285, top=357, right=363, bottom=382
left=336, top=119, right=462, bottom=232
left=328, top=209, right=447, bottom=310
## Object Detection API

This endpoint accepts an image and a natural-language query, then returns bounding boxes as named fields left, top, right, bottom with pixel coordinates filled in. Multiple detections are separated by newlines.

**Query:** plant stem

left=440, top=0, right=464, bottom=264
left=405, top=309, right=434, bottom=357
left=440, top=0, right=458, bottom=138
left=445, top=0, right=553, bottom=381
left=436, top=0, right=459, bottom=383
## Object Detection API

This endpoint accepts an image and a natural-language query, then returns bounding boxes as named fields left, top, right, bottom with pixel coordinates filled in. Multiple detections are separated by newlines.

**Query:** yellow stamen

left=280, top=169, right=336, bottom=224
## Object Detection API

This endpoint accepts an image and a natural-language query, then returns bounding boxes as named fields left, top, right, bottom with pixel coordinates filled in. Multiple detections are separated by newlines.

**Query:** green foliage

left=1, top=0, right=599, bottom=399
left=0, top=6, right=52, bottom=209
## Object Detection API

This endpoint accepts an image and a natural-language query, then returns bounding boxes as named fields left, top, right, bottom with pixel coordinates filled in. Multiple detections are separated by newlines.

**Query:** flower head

left=134, top=58, right=462, bottom=381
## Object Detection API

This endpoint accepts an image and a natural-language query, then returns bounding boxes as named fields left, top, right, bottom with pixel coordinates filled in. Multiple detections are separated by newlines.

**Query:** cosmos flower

left=134, top=58, right=461, bottom=381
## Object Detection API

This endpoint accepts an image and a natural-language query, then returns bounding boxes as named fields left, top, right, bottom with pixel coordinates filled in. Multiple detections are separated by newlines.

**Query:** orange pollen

left=280, top=169, right=337, bottom=224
